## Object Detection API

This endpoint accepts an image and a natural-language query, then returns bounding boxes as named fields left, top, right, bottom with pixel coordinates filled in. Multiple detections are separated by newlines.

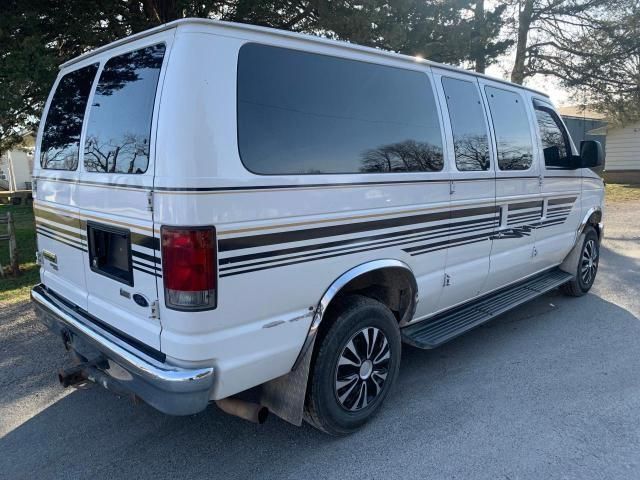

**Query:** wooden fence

left=0, top=212, right=19, bottom=277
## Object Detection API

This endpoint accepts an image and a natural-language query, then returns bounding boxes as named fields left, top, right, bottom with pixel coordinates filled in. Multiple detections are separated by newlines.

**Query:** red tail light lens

left=161, top=226, right=217, bottom=310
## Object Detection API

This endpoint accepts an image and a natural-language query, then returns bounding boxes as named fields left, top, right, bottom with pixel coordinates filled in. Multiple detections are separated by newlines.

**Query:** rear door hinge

left=532, top=246, right=538, bottom=258
left=443, top=273, right=451, bottom=287
left=449, top=180, right=456, bottom=195
left=538, top=175, right=544, bottom=187
left=149, top=300, right=160, bottom=320
left=147, top=191, right=154, bottom=213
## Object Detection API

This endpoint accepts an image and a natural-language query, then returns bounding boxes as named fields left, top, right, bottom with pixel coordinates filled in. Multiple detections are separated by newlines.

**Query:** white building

left=0, top=135, right=34, bottom=192
left=603, top=121, right=640, bottom=184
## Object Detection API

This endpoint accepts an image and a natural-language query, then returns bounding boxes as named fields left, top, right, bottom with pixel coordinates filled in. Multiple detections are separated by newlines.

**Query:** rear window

left=237, top=43, right=444, bottom=175
left=40, top=64, right=99, bottom=170
left=84, top=44, right=165, bottom=174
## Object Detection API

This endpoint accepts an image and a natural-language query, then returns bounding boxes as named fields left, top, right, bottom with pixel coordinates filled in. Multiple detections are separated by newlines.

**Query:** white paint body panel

left=33, top=19, right=604, bottom=400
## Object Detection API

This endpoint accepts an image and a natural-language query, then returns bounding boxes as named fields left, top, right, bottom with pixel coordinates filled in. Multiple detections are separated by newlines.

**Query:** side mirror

left=580, top=140, right=604, bottom=168
left=544, top=145, right=581, bottom=169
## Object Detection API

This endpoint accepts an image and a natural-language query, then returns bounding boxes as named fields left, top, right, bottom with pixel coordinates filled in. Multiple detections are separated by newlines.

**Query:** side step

left=402, top=268, right=573, bottom=349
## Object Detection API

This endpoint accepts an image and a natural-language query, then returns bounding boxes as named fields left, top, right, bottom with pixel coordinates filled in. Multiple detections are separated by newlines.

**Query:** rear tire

left=304, top=295, right=401, bottom=436
left=561, top=226, right=600, bottom=297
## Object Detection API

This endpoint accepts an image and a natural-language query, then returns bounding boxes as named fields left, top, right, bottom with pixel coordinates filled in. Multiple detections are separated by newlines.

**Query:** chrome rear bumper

left=31, top=284, right=215, bottom=415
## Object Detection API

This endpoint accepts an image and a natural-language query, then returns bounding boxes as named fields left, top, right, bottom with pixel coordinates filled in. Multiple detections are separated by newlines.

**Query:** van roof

left=61, top=18, right=549, bottom=98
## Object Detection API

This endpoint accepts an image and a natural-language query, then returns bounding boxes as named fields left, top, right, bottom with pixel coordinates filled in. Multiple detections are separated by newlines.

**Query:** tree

left=470, top=0, right=512, bottom=73
left=535, top=2, right=640, bottom=124
left=1, top=0, right=511, bottom=152
left=321, top=0, right=509, bottom=67
left=507, top=0, right=610, bottom=85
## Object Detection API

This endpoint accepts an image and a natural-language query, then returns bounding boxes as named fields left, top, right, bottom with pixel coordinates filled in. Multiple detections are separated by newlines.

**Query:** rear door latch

left=149, top=300, right=160, bottom=320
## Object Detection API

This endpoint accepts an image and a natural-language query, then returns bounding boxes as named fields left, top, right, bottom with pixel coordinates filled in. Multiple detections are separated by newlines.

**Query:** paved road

left=1, top=200, right=639, bottom=480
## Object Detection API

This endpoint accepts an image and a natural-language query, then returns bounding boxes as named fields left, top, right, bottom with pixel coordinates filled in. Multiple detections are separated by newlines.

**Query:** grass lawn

left=0, top=203, right=39, bottom=306
left=605, top=183, right=640, bottom=202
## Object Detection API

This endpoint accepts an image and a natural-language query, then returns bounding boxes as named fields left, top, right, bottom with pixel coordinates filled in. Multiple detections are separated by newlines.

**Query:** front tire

left=561, top=226, right=600, bottom=297
left=304, top=295, right=401, bottom=435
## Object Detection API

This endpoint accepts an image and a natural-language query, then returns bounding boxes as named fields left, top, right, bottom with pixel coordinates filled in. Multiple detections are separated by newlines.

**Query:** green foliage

left=0, top=0, right=511, bottom=152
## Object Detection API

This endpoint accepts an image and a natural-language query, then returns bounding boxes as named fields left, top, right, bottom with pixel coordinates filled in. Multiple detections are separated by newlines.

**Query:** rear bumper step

left=31, top=284, right=215, bottom=415
left=402, top=269, right=573, bottom=349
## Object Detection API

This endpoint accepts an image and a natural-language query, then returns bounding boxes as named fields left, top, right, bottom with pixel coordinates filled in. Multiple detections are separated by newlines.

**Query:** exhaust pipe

left=58, top=365, right=87, bottom=388
left=215, top=397, right=269, bottom=424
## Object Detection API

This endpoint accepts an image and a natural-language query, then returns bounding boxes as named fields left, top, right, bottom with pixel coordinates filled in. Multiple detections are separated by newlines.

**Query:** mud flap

left=260, top=337, right=316, bottom=426
left=559, top=232, right=585, bottom=277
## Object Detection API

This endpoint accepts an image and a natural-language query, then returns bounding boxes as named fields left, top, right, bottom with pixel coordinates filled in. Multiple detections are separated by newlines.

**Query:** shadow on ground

left=1, top=289, right=639, bottom=480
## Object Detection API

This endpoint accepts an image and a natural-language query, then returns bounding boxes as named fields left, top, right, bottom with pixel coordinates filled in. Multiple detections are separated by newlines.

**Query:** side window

left=485, top=86, right=534, bottom=171
left=84, top=44, right=165, bottom=174
left=534, top=107, right=571, bottom=168
left=237, top=43, right=444, bottom=174
left=441, top=77, right=490, bottom=171
left=40, top=64, right=99, bottom=170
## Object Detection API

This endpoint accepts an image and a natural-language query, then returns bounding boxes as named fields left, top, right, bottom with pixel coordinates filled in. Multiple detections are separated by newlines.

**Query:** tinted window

left=535, top=108, right=571, bottom=167
left=237, top=44, right=443, bottom=174
left=84, top=44, right=165, bottom=174
left=40, top=64, right=98, bottom=170
left=485, top=86, right=533, bottom=170
left=442, top=77, right=490, bottom=171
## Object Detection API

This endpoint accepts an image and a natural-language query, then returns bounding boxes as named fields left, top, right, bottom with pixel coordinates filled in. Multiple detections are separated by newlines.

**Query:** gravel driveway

left=1, top=200, right=639, bottom=480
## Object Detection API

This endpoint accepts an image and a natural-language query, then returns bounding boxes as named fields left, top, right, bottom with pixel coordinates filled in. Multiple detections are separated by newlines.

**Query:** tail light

left=161, top=226, right=217, bottom=310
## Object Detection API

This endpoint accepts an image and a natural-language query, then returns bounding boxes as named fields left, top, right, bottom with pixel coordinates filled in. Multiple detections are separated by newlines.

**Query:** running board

left=402, top=269, right=573, bottom=349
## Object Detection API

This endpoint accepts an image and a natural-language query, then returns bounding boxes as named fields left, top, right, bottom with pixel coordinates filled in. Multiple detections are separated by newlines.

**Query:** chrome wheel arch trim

left=291, top=259, right=417, bottom=371
left=577, top=206, right=604, bottom=241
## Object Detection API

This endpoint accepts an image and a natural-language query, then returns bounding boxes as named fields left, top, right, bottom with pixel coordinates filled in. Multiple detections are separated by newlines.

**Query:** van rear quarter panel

left=155, top=27, right=451, bottom=397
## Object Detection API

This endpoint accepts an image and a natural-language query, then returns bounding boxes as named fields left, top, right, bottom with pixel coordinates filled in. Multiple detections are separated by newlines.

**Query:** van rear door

left=77, top=38, right=170, bottom=351
left=34, top=62, right=99, bottom=311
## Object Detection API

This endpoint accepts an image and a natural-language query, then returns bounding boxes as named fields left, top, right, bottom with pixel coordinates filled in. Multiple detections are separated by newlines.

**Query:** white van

left=31, top=19, right=605, bottom=435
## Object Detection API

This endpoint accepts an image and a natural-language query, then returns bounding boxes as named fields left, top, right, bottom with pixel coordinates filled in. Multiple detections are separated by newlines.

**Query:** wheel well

left=585, top=210, right=602, bottom=240
left=320, top=267, right=417, bottom=337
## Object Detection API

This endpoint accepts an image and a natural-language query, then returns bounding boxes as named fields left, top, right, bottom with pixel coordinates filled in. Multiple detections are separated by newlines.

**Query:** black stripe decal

left=131, top=232, right=160, bottom=250
left=509, top=217, right=541, bottom=226
left=133, top=259, right=160, bottom=271
left=219, top=228, right=490, bottom=278
left=508, top=210, right=542, bottom=220
left=133, top=264, right=162, bottom=277
left=547, top=206, right=573, bottom=213
left=132, top=249, right=161, bottom=264
left=220, top=216, right=496, bottom=266
left=509, top=201, right=543, bottom=211
left=219, top=206, right=498, bottom=252
left=405, top=230, right=493, bottom=255
left=220, top=222, right=498, bottom=272
left=409, top=234, right=491, bottom=256
left=36, top=229, right=87, bottom=252
left=36, top=221, right=85, bottom=241
left=548, top=196, right=577, bottom=206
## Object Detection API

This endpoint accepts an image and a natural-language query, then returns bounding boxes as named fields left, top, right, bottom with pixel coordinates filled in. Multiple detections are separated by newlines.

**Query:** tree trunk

left=511, top=0, right=535, bottom=85
left=474, top=0, right=486, bottom=73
